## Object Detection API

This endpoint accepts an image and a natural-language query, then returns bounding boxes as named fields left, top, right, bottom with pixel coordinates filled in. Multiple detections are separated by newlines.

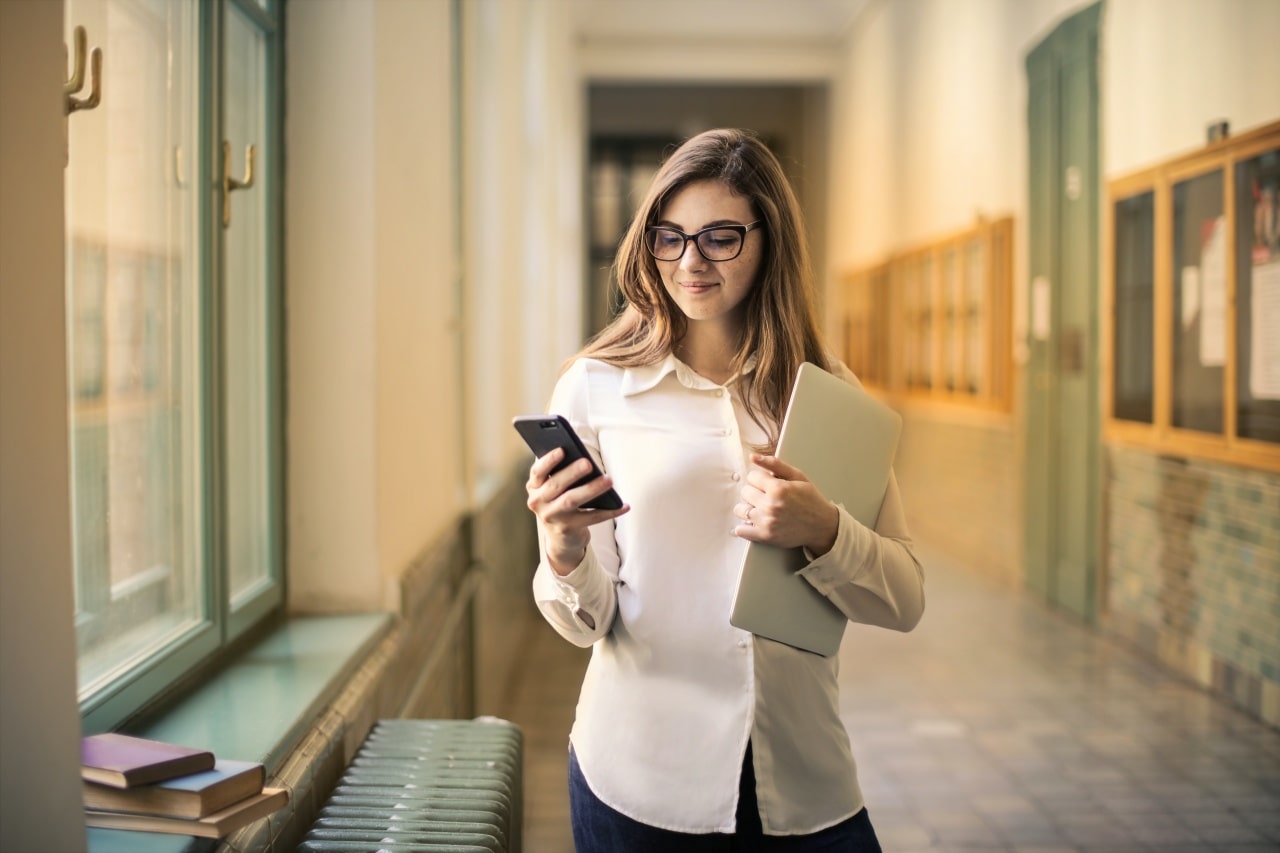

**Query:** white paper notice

left=1032, top=276, right=1050, bottom=341
left=1200, top=217, right=1226, bottom=367
left=1250, top=261, right=1280, bottom=400
left=1181, top=266, right=1200, bottom=329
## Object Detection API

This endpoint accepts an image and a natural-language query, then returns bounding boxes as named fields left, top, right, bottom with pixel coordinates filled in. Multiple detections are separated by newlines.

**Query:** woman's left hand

left=735, top=454, right=839, bottom=556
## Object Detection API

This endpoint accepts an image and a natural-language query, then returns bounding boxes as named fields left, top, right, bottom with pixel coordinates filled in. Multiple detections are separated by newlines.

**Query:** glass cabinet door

left=943, top=247, right=961, bottom=392
left=1112, top=191, right=1155, bottom=424
left=965, top=239, right=986, bottom=396
left=1234, top=146, right=1280, bottom=445
left=1171, top=170, right=1226, bottom=435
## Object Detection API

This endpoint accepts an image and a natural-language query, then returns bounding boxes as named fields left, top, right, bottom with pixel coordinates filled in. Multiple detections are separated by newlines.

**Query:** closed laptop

left=730, top=362, right=902, bottom=656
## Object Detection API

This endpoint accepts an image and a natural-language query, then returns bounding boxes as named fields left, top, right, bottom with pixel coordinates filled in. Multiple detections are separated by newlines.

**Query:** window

left=64, top=0, right=283, bottom=731
left=843, top=216, right=1013, bottom=412
left=587, top=136, right=674, bottom=336
left=1104, top=120, right=1280, bottom=471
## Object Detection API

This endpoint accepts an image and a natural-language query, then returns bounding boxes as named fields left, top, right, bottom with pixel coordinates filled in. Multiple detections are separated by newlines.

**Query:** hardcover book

left=84, top=787, right=288, bottom=838
left=81, top=733, right=215, bottom=789
left=83, top=759, right=265, bottom=819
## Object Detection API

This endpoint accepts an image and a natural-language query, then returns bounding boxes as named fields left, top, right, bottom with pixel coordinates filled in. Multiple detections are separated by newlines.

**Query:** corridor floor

left=499, top=547, right=1280, bottom=852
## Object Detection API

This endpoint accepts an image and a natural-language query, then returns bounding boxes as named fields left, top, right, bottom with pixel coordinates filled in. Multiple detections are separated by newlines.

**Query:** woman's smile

left=655, top=179, right=762, bottom=333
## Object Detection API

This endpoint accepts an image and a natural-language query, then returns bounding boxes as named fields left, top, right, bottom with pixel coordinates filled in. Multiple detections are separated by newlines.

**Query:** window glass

left=224, top=3, right=275, bottom=606
left=65, top=0, right=204, bottom=700
left=1171, top=171, right=1225, bottom=434
left=1113, top=191, right=1155, bottom=423
left=1234, top=147, right=1280, bottom=444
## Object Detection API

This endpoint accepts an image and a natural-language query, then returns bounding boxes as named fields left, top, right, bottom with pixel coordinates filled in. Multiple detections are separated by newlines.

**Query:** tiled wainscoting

left=1104, top=446, right=1280, bottom=727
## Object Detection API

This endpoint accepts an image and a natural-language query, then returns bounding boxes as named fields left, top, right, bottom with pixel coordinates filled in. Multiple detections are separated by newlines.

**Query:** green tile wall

left=1105, top=446, right=1280, bottom=726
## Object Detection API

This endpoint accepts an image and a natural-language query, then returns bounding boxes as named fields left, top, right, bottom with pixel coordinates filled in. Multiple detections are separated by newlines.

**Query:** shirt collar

left=620, top=352, right=758, bottom=397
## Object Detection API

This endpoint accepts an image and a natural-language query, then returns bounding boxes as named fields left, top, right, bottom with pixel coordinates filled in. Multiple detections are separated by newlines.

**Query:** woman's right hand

left=526, top=447, right=629, bottom=576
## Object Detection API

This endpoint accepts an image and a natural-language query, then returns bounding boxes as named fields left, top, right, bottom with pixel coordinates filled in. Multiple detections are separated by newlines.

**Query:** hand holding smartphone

left=512, top=415, right=624, bottom=510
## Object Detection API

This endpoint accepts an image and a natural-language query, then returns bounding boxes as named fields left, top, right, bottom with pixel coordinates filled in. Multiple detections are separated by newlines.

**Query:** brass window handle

left=222, top=141, right=256, bottom=228
left=64, top=26, right=102, bottom=115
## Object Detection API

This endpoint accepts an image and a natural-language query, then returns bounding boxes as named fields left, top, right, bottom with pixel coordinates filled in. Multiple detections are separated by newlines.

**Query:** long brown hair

left=577, top=128, right=831, bottom=445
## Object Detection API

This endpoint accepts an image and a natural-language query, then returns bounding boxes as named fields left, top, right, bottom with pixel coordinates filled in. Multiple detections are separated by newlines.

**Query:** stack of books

left=81, top=733, right=288, bottom=838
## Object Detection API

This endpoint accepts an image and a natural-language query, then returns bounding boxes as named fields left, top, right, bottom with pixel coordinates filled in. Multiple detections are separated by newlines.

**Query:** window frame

left=70, top=0, right=285, bottom=733
left=1102, top=120, right=1280, bottom=473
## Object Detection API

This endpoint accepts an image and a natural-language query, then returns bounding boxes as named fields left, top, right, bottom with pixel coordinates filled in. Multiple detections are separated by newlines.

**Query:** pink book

left=81, top=733, right=215, bottom=789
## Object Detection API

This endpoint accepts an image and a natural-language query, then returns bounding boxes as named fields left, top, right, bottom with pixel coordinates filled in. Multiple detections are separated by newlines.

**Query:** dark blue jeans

left=568, top=744, right=883, bottom=852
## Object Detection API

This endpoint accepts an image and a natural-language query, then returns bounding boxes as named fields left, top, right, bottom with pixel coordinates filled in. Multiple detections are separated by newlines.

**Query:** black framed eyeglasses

left=644, top=221, right=763, bottom=262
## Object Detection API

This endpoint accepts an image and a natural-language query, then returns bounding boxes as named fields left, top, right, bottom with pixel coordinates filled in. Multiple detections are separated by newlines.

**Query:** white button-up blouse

left=531, top=353, right=925, bottom=836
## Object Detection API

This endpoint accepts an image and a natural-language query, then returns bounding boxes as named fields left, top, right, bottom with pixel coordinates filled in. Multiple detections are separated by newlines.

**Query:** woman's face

left=653, top=179, right=763, bottom=335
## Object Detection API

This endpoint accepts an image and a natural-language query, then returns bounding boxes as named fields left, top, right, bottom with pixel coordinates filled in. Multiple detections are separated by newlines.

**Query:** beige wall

left=1103, top=0, right=1280, bottom=177
left=464, top=0, right=586, bottom=496
left=286, top=0, right=465, bottom=612
left=286, top=0, right=381, bottom=610
left=286, top=0, right=586, bottom=610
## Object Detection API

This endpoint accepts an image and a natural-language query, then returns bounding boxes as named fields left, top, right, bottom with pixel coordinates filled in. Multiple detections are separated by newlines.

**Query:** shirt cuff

left=536, top=547, right=610, bottom=630
left=797, top=504, right=874, bottom=594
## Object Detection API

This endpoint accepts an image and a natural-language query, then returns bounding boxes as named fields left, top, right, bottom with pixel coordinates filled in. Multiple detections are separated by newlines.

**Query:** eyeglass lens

left=647, top=227, right=745, bottom=262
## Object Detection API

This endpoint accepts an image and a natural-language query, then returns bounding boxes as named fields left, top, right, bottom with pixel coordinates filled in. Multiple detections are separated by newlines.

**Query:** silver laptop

left=730, top=362, right=902, bottom=656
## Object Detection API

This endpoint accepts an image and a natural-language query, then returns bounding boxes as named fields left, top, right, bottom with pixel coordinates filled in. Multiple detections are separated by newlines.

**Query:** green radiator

left=299, top=717, right=523, bottom=853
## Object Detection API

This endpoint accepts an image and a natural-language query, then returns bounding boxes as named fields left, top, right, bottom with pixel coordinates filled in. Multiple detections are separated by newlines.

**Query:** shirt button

left=715, top=389, right=725, bottom=398
left=731, top=472, right=741, bottom=482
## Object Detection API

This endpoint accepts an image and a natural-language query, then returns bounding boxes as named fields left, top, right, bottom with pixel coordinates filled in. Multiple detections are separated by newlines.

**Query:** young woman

left=525, top=128, right=924, bottom=852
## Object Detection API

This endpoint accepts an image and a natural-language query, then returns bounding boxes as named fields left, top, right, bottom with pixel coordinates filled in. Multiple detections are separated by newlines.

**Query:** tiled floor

left=500, top=547, right=1280, bottom=852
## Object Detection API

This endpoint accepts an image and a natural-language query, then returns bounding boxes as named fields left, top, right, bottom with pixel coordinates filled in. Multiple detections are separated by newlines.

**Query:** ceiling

left=570, top=0, right=872, bottom=43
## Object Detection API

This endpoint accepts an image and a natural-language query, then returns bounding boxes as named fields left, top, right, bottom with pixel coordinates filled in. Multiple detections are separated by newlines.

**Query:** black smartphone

left=512, top=414, right=623, bottom=510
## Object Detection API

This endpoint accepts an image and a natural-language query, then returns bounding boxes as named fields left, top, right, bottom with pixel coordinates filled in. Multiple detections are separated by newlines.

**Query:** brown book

left=83, top=759, right=265, bottom=819
left=81, top=733, right=216, bottom=789
left=84, top=787, right=288, bottom=838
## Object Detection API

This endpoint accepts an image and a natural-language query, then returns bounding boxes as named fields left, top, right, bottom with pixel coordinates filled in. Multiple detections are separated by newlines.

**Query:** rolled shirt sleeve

left=797, top=470, right=925, bottom=632
left=532, top=527, right=618, bottom=646
left=530, top=358, right=623, bottom=647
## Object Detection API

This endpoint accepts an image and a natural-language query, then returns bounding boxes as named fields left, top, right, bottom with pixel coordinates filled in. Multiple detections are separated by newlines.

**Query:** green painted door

left=1024, top=3, right=1102, bottom=622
